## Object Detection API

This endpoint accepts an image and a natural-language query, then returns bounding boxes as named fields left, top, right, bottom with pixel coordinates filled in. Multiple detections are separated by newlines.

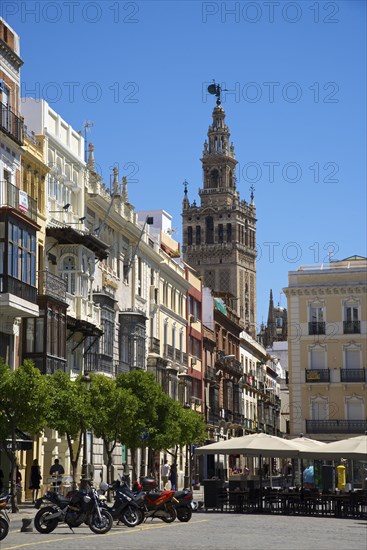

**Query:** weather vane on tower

left=207, top=81, right=227, bottom=105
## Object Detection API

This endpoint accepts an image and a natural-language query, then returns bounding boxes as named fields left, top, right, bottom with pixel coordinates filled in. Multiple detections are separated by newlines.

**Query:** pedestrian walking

left=169, top=463, right=177, bottom=490
left=29, top=459, right=42, bottom=502
left=161, top=460, right=170, bottom=489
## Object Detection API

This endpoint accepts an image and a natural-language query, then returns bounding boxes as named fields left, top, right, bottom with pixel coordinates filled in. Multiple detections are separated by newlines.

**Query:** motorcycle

left=98, top=480, right=143, bottom=527
left=0, top=493, right=10, bottom=541
left=172, top=488, right=194, bottom=522
left=34, top=483, right=113, bottom=534
left=132, top=477, right=177, bottom=523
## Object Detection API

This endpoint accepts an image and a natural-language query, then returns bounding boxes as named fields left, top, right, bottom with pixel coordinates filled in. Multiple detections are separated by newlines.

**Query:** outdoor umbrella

left=195, top=432, right=300, bottom=458
left=289, top=436, right=327, bottom=451
left=298, top=434, right=367, bottom=460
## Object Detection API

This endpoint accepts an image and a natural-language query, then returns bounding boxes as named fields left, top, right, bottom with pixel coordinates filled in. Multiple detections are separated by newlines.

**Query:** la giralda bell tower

left=182, top=85, right=257, bottom=337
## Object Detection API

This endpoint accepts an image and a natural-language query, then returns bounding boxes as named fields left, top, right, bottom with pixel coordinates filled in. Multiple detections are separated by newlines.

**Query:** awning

left=4, top=430, right=33, bottom=451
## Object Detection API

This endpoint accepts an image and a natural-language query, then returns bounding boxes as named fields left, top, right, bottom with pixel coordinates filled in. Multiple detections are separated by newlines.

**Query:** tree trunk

left=130, top=447, right=137, bottom=482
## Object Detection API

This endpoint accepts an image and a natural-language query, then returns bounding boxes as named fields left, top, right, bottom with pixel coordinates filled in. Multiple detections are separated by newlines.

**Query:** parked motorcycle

left=133, top=478, right=193, bottom=522
left=34, top=484, right=113, bottom=534
left=99, top=480, right=143, bottom=527
left=132, top=477, right=177, bottom=523
left=0, top=493, right=10, bottom=541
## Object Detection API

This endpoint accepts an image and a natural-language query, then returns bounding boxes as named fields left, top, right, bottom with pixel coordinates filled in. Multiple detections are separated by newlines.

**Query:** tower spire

left=182, top=179, right=189, bottom=210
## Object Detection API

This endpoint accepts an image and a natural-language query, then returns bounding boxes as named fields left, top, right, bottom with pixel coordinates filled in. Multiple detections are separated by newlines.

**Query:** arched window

left=187, top=226, right=193, bottom=245
left=62, top=255, right=76, bottom=294
left=210, top=169, right=219, bottom=188
left=206, top=216, right=214, bottom=244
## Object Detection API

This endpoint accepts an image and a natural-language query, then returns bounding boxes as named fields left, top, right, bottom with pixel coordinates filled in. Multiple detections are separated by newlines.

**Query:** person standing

left=161, top=460, right=170, bottom=489
left=169, top=463, right=177, bottom=491
left=29, top=459, right=42, bottom=502
left=49, top=459, right=65, bottom=488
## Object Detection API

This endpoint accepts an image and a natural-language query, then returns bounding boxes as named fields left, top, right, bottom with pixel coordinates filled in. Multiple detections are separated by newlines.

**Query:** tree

left=0, top=360, right=50, bottom=512
left=89, top=374, right=138, bottom=486
left=46, top=370, right=93, bottom=487
left=116, top=370, right=164, bottom=480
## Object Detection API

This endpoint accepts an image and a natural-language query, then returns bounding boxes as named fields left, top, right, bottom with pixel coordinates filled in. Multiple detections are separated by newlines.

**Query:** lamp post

left=80, top=373, right=91, bottom=489
left=183, top=403, right=191, bottom=489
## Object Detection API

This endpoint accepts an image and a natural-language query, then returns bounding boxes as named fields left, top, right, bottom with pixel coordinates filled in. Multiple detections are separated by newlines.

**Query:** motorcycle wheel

left=121, top=506, right=143, bottom=528
left=0, top=517, right=9, bottom=541
left=177, top=507, right=192, bottom=522
left=88, top=509, right=113, bottom=534
left=161, top=505, right=177, bottom=523
left=34, top=506, right=59, bottom=534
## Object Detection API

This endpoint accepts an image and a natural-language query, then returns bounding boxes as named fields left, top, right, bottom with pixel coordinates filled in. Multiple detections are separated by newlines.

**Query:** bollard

left=20, top=518, right=33, bottom=533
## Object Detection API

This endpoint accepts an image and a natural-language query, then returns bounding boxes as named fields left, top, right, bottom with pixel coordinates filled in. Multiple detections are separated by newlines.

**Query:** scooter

left=172, top=488, right=194, bottom=522
left=132, top=477, right=177, bottom=523
left=98, top=481, right=143, bottom=527
left=0, top=494, right=10, bottom=541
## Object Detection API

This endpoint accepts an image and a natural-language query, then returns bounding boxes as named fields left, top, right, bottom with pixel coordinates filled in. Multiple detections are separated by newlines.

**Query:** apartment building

left=284, top=256, right=367, bottom=440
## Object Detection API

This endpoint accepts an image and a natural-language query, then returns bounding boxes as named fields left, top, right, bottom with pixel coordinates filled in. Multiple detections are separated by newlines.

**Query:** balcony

left=205, top=366, right=217, bottom=382
left=208, top=411, right=219, bottom=424
left=0, top=102, right=24, bottom=145
left=148, top=336, right=160, bottom=355
left=165, top=344, right=174, bottom=361
left=0, top=180, right=37, bottom=221
left=308, top=321, right=325, bottom=335
left=340, top=369, right=366, bottom=383
left=66, top=294, right=101, bottom=328
left=343, top=320, right=361, bottom=334
left=38, top=271, right=67, bottom=303
left=306, top=419, right=367, bottom=434
left=0, top=274, right=38, bottom=318
left=305, top=369, right=330, bottom=382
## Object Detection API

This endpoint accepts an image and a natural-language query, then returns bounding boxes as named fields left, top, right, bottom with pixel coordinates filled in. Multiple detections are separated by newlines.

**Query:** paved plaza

left=2, top=509, right=366, bottom=550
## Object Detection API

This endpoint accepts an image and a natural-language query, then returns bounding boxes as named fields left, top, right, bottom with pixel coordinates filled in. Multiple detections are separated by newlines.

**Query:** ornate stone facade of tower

left=182, top=94, right=257, bottom=337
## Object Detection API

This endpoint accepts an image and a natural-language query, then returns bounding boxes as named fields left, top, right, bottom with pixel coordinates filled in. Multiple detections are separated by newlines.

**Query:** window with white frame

left=346, top=396, right=364, bottom=420
left=310, top=304, right=324, bottom=323
left=344, top=346, right=361, bottom=369
left=311, top=396, right=328, bottom=420
left=62, top=255, right=76, bottom=294
left=310, top=346, right=326, bottom=369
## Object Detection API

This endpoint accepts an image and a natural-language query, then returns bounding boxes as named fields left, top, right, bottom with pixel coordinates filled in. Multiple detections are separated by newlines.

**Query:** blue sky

left=4, top=0, right=366, bottom=326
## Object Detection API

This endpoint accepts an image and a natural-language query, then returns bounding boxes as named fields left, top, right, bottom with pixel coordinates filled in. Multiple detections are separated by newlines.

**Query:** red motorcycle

left=132, top=477, right=177, bottom=523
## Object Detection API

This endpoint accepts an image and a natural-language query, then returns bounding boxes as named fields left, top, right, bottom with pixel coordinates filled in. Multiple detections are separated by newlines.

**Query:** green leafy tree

left=46, top=370, right=93, bottom=487
left=89, top=374, right=138, bottom=485
left=0, top=360, right=50, bottom=512
left=116, top=370, right=164, bottom=480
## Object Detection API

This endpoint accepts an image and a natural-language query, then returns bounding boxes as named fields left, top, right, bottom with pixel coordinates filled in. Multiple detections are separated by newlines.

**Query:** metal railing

left=0, top=180, right=37, bottom=221
left=38, top=271, right=67, bottom=302
left=148, top=336, right=160, bottom=354
left=343, top=321, right=361, bottom=334
left=308, top=322, right=326, bottom=335
left=340, top=368, right=366, bottom=382
left=305, top=369, right=330, bottom=382
left=0, top=274, right=37, bottom=302
left=306, top=419, right=367, bottom=434
left=0, top=102, right=24, bottom=145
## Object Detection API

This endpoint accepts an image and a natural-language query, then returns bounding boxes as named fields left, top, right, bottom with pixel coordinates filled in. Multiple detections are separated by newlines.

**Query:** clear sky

left=4, top=0, right=366, bottom=327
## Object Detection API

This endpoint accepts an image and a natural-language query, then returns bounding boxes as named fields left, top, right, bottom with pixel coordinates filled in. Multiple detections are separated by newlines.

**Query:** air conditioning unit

left=191, top=357, right=197, bottom=366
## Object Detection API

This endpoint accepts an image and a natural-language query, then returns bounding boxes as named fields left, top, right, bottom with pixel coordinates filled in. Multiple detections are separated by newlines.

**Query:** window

left=189, top=336, right=201, bottom=358
left=345, top=349, right=360, bottom=369
left=195, top=226, right=201, bottom=245
left=310, top=305, right=323, bottom=323
left=6, top=220, right=36, bottom=286
left=344, top=303, right=360, bottom=334
left=62, top=255, right=76, bottom=294
left=206, top=216, right=214, bottom=244
left=187, top=226, right=193, bottom=245
left=226, top=223, right=232, bottom=243
left=311, top=397, right=328, bottom=420
left=137, top=257, right=142, bottom=296
left=346, top=397, right=364, bottom=420
left=101, top=307, right=114, bottom=357
left=310, top=348, right=326, bottom=369
left=218, top=224, right=223, bottom=243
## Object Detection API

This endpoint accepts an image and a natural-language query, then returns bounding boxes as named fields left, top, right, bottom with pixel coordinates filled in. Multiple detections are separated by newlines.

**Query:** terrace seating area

left=203, top=484, right=367, bottom=519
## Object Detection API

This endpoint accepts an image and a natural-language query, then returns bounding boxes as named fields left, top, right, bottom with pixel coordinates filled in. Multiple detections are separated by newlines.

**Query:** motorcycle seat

left=146, top=492, right=164, bottom=501
left=174, top=490, right=192, bottom=499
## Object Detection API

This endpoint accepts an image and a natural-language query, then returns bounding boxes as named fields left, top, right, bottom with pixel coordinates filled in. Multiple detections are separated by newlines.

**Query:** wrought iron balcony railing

left=0, top=102, right=24, bottom=145
left=305, top=369, right=330, bottom=382
left=308, top=321, right=326, bottom=335
left=148, top=336, right=160, bottom=354
left=306, top=419, right=367, bottom=434
left=38, top=271, right=67, bottom=302
left=343, top=320, right=361, bottom=334
left=340, top=368, right=366, bottom=382
left=0, top=180, right=37, bottom=221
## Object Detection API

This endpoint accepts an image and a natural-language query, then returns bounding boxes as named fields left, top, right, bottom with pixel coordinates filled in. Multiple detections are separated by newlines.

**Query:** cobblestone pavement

left=3, top=509, right=366, bottom=550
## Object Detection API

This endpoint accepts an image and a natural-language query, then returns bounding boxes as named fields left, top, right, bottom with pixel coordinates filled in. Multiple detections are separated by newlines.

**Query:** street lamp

left=183, top=403, right=191, bottom=489
left=80, top=373, right=91, bottom=489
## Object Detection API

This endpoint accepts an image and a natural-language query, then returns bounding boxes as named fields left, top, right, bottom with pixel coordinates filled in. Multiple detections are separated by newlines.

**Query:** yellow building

left=284, top=256, right=367, bottom=441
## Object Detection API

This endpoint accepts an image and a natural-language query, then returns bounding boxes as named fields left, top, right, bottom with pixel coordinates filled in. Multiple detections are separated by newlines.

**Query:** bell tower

left=182, top=85, right=257, bottom=337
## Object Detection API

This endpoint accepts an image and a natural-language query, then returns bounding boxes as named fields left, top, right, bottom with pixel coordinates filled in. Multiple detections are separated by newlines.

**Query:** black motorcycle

left=173, top=489, right=194, bottom=522
left=34, top=485, right=113, bottom=534
left=0, top=494, right=10, bottom=541
left=99, top=480, right=143, bottom=527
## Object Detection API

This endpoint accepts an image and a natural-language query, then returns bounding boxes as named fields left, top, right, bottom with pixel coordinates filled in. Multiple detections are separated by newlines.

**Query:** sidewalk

left=8, top=502, right=37, bottom=532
